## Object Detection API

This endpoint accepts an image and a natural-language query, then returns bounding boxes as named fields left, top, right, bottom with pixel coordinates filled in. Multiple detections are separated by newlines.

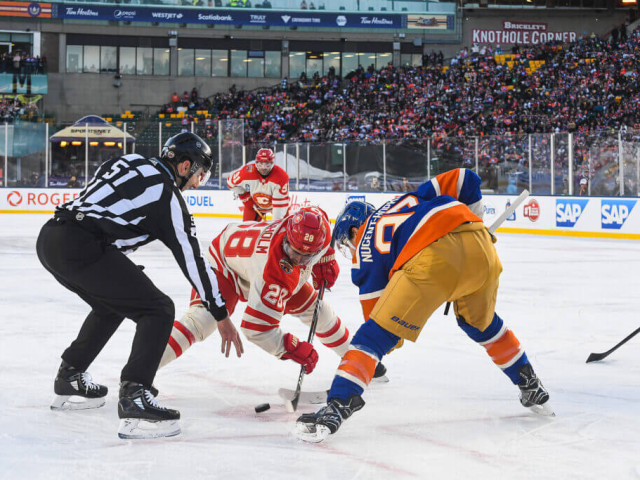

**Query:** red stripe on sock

left=168, top=336, right=182, bottom=357
left=173, top=321, right=196, bottom=346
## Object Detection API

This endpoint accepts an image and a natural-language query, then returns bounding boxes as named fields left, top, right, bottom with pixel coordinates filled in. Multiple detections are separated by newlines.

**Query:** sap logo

left=601, top=199, right=637, bottom=230
left=523, top=198, right=540, bottom=222
left=347, top=195, right=365, bottom=204
left=483, top=203, right=496, bottom=216
left=391, top=315, right=419, bottom=331
left=556, top=199, right=588, bottom=227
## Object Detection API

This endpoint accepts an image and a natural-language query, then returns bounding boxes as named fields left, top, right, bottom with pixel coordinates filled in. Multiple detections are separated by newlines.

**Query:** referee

left=36, top=132, right=243, bottom=439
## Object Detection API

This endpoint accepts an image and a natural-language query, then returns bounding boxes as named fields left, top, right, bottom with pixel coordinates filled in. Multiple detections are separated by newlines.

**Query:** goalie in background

left=227, top=148, right=290, bottom=221
left=296, top=168, right=553, bottom=443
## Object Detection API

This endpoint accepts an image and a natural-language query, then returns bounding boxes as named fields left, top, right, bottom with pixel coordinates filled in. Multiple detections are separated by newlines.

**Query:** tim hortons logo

left=7, top=191, right=23, bottom=207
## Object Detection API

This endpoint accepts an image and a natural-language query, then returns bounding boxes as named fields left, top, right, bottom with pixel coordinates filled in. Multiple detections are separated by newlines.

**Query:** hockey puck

left=255, top=403, right=271, bottom=413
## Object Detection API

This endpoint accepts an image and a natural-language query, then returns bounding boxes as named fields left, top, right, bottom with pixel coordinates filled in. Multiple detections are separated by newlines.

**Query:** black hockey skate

left=50, top=360, right=108, bottom=411
left=117, top=381, right=181, bottom=439
left=295, top=395, right=365, bottom=443
left=518, top=364, right=554, bottom=417
left=372, top=362, right=389, bottom=383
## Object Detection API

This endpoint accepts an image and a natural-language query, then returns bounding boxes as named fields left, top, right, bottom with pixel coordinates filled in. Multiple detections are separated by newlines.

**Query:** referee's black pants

left=36, top=217, right=174, bottom=388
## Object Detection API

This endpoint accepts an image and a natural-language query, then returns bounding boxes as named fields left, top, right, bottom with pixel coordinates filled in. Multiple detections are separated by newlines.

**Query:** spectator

left=66, top=176, right=81, bottom=188
left=171, top=92, right=179, bottom=104
left=579, top=178, right=588, bottom=196
left=300, top=0, right=307, bottom=8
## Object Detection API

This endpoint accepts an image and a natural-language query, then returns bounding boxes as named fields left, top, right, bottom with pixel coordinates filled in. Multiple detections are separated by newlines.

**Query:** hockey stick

left=284, top=236, right=336, bottom=413
left=444, top=189, right=530, bottom=316
left=586, top=327, right=640, bottom=363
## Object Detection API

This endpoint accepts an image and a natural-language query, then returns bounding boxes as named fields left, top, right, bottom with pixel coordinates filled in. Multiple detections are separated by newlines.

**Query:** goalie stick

left=586, top=326, right=640, bottom=363
left=444, top=188, right=530, bottom=315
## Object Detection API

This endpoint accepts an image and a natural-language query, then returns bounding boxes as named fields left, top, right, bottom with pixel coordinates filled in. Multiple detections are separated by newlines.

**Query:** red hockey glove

left=281, top=333, right=318, bottom=374
left=311, top=247, right=339, bottom=290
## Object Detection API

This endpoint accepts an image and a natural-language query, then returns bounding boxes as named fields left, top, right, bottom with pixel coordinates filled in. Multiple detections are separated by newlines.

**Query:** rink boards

left=2, top=188, right=640, bottom=239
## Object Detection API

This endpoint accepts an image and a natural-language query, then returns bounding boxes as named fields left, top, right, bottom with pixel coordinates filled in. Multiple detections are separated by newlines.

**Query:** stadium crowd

left=162, top=26, right=640, bottom=145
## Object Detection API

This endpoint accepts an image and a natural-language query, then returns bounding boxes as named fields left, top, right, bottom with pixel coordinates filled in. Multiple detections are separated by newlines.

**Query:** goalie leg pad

left=117, top=418, right=181, bottom=439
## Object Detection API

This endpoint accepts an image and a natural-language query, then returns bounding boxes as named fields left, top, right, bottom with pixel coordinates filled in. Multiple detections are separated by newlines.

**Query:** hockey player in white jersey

left=227, top=148, right=290, bottom=221
left=160, top=206, right=348, bottom=373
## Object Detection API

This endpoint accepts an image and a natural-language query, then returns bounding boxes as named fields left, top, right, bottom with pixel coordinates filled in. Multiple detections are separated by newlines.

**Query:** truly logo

left=556, top=199, right=588, bottom=227
left=601, top=199, right=637, bottom=230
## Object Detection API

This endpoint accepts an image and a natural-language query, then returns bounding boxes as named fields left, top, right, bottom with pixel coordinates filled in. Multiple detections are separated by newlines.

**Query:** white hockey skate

left=117, top=381, right=181, bottom=439
left=50, top=361, right=107, bottom=411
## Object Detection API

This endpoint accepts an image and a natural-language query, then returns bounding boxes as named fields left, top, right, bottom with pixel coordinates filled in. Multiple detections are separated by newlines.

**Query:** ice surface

left=1, top=214, right=639, bottom=480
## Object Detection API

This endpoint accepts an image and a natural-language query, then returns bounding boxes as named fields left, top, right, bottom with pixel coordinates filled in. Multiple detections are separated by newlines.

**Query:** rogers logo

left=523, top=198, right=540, bottom=222
left=7, top=191, right=22, bottom=207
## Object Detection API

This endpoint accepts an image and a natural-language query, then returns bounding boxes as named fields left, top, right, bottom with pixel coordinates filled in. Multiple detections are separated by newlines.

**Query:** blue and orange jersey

left=351, top=190, right=482, bottom=320
left=416, top=168, right=484, bottom=218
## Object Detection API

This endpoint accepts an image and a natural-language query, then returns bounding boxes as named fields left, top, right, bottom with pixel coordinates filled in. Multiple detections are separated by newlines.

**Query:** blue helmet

left=334, top=201, right=375, bottom=248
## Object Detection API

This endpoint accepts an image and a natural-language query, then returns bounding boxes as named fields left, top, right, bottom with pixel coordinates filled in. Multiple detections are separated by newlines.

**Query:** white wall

left=2, top=188, right=640, bottom=239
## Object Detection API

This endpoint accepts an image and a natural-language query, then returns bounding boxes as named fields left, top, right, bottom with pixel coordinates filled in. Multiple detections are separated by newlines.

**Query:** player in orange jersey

left=296, top=175, right=553, bottom=443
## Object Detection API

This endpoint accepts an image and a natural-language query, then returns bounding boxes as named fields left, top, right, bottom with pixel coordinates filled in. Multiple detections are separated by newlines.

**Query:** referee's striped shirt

left=56, top=153, right=228, bottom=321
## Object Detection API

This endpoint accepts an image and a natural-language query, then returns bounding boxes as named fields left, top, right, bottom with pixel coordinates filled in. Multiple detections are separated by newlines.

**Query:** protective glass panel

left=289, top=52, right=305, bottom=79
left=323, top=52, right=340, bottom=76
left=195, top=49, right=212, bottom=77
left=212, top=50, right=228, bottom=77
left=82, top=45, right=99, bottom=73
left=136, top=47, right=153, bottom=76
left=247, top=56, right=264, bottom=78
left=385, top=139, right=429, bottom=192
left=178, top=49, right=194, bottom=76
left=230, top=50, right=247, bottom=78
left=154, top=48, right=170, bottom=76
left=218, top=119, right=245, bottom=189
left=100, top=46, right=117, bottom=73
left=66, top=45, right=82, bottom=73
left=119, top=47, right=136, bottom=75
left=341, top=53, right=357, bottom=76
left=264, top=51, right=281, bottom=78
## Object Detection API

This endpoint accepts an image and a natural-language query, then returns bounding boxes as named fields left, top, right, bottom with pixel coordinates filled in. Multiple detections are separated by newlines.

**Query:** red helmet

left=255, top=148, right=275, bottom=164
left=285, top=209, right=326, bottom=264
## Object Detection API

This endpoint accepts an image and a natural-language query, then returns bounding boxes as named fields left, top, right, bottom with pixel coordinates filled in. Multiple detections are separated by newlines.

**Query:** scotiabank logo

left=5, top=190, right=79, bottom=208
left=523, top=198, right=540, bottom=222
left=7, top=191, right=23, bottom=206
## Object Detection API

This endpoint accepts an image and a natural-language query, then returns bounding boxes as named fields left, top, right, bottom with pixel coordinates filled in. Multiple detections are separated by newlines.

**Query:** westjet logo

left=601, top=199, right=637, bottom=230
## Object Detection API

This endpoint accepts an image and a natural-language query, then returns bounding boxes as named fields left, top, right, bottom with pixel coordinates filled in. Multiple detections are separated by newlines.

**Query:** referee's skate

left=50, top=360, right=107, bottom=411
left=117, top=381, right=181, bottom=439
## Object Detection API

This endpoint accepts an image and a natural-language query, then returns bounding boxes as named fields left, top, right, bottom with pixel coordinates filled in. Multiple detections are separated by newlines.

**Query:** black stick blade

left=586, top=352, right=606, bottom=363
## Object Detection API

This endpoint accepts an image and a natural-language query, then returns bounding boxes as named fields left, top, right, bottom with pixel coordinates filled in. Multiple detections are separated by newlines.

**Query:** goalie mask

left=255, top=148, right=275, bottom=176
left=161, top=132, right=214, bottom=190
